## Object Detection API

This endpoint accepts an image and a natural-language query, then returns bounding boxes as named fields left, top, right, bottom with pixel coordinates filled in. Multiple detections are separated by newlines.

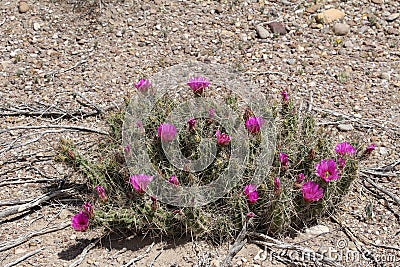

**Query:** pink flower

left=296, top=173, right=305, bottom=183
left=82, top=202, right=94, bottom=218
left=188, top=118, right=196, bottom=131
left=302, top=181, right=324, bottom=202
left=244, top=184, right=259, bottom=203
left=130, top=174, right=154, bottom=194
left=95, top=186, right=107, bottom=201
left=168, top=175, right=179, bottom=186
left=215, top=130, right=231, bottom=145
left=278, top=152, right=289, bottom=168
left=363, top=144, right=376, bottom=157
left=71, top=211, right=89, bottom=232
left=337, top=157, right=346, bottom=170
left=245, top=116, right=265, bottom=134
left=315, top=159, right=339, bottom=182
left=124, top=145, right=131, bottom=154
left=208, top=108, right=215, bottom=118
left=246, top=212, right=255, bottom=218
left=274, top=177, right=281, bottom=193
left=335, top=142, right=356, bottom=156
left=187, top=77, right=210, bottom=94
left=135, top=79, right=151, bottom=92
left=281, top=91, right=289, bottom=102
left=157, top=123, right=177, bottom=142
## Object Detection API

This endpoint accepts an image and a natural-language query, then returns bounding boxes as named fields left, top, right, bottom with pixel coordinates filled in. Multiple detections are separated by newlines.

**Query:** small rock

left=306, top=3, right=322, bottom=13
left=268, top=21, right=287, bottom=35
left=255, top=24, right=269, bottom=39
left=286, top=58, right=296, bottom=65
left=18, top=0, right=29, bottom=13
left=70, top=234, right=77, bottom=240
left=59, top=209, right=73, bottom=219
left=371, top=0, right=383, bottom=3
left=379, top=147, right=388, bottom=156
left=87, top=259, right=93, bottom=264
left=379, top=72, right=390, bottom=80
left=116, top=31, right=123, bottom=37
left=343, top=40, right=353, bottom=48
left=316, top=9, right=345, bottom=24
left=387, top=13, right=399, bottom=22
left=15, top=248, right=27, bottom=254
left=210, top=259, right=220, bottom=267
left=33, top=22, right=40, bottom=31
left=306, top=225, right=330, bottom=235
left=333, top=23, right=350, bottom=35
left=337, top=124, right=354, bottom=131
left=221, top=29, right=235, bottom=38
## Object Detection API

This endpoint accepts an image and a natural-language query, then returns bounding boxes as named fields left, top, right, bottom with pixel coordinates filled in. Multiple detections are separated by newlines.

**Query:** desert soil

left=0, top=0, right=399, bottom=266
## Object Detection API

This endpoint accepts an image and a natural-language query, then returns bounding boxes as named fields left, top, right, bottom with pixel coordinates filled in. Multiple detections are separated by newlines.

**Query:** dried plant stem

left=121, top=242, right=155, bottom=267
left=74, top=91, right=104, bottom=114
left=361, top=174, right=400, bottom=206
left=0, top=222, right=69, bottom=252
left=221, top=221, right=248, bottom=267
left=0, top=125, right=107, bottom=135
left=250, top=232, right=343, bottom=267
left=0, top=178, right=60, bottom=187
left=0, top=189, right=73, bottom=219
left=3, top=247, right=45, bottom=267
left=69, top=240, right=99, bottom=267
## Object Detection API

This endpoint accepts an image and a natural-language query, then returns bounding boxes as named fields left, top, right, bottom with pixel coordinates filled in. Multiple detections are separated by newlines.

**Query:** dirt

left=0, top=0, right=399, bottom=266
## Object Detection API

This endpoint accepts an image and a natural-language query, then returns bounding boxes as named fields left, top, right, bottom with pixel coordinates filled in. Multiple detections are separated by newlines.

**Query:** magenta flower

left=315, top=159, right=339, bottom=182
left=363, top=144, right=376, bottom=157
left=215, top=130, right=231, bottom=146
left=187, top=77, right=210, bottom=94
left=157, top=123, right=177, bottom=142
left=335, top=142, right=356, bottom=156
left=124, top=145, right=131, bottom=154
left=209, top=108, right=215, bottom=118
left=245, top=116, right=265, bottom=134
left=302, top=181, right=324, bottom=202
left=274, top=177, right=281, bottom=193
left=337, top=157, right=346, bottom=170
left=82, top=202, right=94, bottom=218
left=168, top=175, right=179, bottom=186
left=296, top=173, right=305, bottom=183
left=246, top=212, right=255, bottom=218
left=135, top=79, right=151, bottom=92
left=281, top=91, right=289, bottom=102
left=71, top=211, right=89, bottom=232
left=278, top=152, right=289, bottom=168
left=95, top=186, right=107, bottom=201
left=130, top=174, right=154, bottom=194
left=244, top=184, right=259, bottom=203
left=188, top=118, right=196, bottom=131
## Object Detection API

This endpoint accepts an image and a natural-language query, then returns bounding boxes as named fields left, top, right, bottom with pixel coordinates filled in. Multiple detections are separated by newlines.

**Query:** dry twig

left=69, top=239, right=100, bottom=267
left=361, top=174, right=400, bottom=206
left=0, top=222, right=69, bottom=252
left=0, top=125, right=107, bottom=135
left=221, top=221, right=248, bottom=267
left=3, top=247, right=45, bottom=267
left=121, top=242, right=155, bottom=267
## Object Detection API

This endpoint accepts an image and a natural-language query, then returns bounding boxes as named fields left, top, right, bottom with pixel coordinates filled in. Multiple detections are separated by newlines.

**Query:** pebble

left=343, top=40, right=353, bottom=48
left=268, top=21, right=287, bottom=35
left=337, top=124, right=354, bottom=131
left=33, top=22, right=40, bottom=31
left=333, top=23, right=350, bottom=35
left=379, top=147, right=388, bottom=156
left=59, top=209, right=73, bottom=219
left=379, top=72, right=390, bottom=80
left=305, top=225, right=330, bottom=235
left=116, top=31, right=123, bottom=37
left=316, top=9, right=345, bottom=24
left=255, top=24, right=269, bottom=39
left=18, top=0, right=29, bottom=13
left=306, top=3, right=322, bottom=13
left=371, top=0, right=383, bottom=3
left=386, top=13, right=399, bottom=22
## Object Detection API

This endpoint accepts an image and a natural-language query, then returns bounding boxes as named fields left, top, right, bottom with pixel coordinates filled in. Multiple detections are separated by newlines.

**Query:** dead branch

left=0, top=200, right=30, bottom=207
left=0, top=188, right=74, bottom=219
left=361, top=174, right=400, bottom=206
left=0, top=125, right=107, bottom=135
left=221, top=221, right=248, bottom=267
left=44, top=60, right=87, bottom=80
left=0, top=178, right=60, bottom=187
left=0, top=222, right=69, bottom=252
left=250, top=232, right=343, bottom=267
left=360, top=169, right=399, bottom=177
left=74, top=91, right=104, bottom=114
left=69, top=239, right=100, bottom=267
left=121, top=242, right=155, bottom=267
left=3, top=247, right=45, bottom=267
left=369, top=158, right=400, bottom=172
